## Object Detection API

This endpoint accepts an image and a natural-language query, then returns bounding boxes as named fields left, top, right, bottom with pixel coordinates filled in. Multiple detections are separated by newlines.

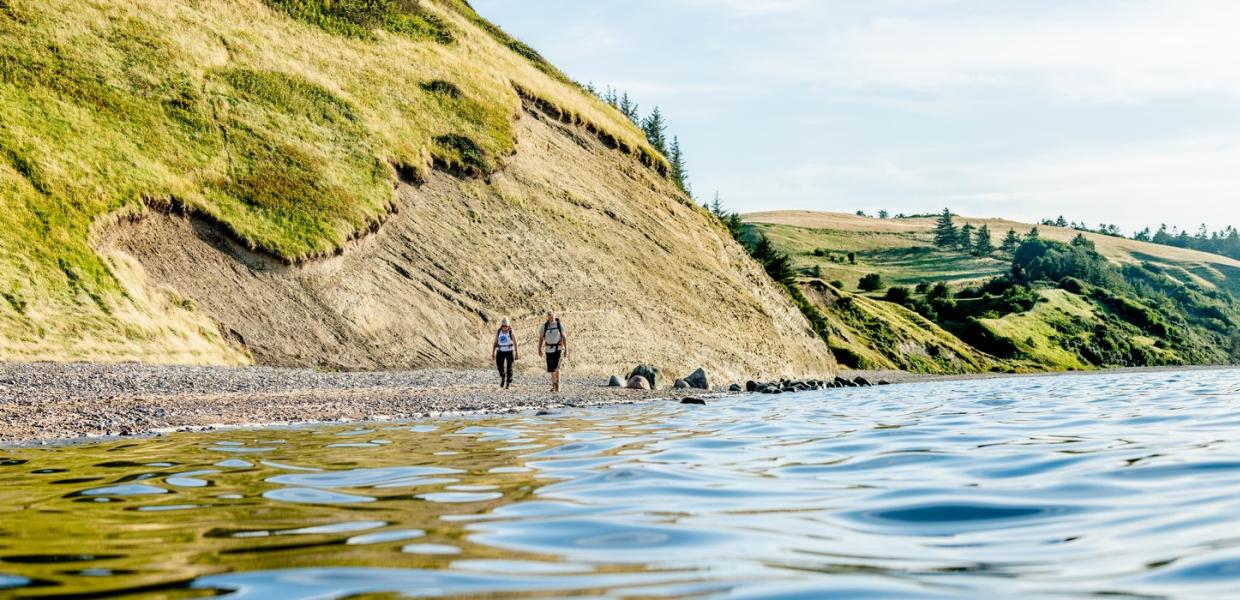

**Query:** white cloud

left=755, top=0, right=1240, bottom=102
left=723, top=135, right=1240, bottom=231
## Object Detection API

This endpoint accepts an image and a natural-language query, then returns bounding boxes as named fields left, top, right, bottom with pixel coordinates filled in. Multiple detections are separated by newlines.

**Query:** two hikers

left=490, top=312, right=568, bottom=392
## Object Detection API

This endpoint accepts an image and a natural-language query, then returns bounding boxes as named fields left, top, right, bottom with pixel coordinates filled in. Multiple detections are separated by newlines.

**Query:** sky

left=471, top=0, right=1240, bottom=234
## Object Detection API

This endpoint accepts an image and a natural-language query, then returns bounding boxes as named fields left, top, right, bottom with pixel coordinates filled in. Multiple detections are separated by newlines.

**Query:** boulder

left=685, top=368, right=709, bottom=390
left=745, top=380, right=759, bottom=392
left=625, top=375, right=650, bottom=390
left=607, top=375, right=623, bottom=387
left=878, top=380, right=892, bottom=385
left=680, top=397, right=706, bottom=405
left=673, top=379, right=689, bottom=390
left=728, top=383, right=742, bottom=392
left=760, top=385, right=778, bottom=394
left=834, top=376, right=857, bottom=388
left=853, top=376, right=872, bottom=387
left=628, top=364, right=659, bottom=390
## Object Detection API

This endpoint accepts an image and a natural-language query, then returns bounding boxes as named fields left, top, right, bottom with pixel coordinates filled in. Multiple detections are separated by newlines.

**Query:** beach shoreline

left=1, top=362, right=1232, bottom=446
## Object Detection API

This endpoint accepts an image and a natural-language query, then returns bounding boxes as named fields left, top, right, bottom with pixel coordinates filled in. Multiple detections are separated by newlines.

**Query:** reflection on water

left=2, top=369, right=1239, bottom=598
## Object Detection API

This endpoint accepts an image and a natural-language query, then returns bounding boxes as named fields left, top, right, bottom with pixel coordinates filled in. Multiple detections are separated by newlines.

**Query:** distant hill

left=745, top=210, right=1240, bottom=373
left=0, top=0, right=835, bottom=380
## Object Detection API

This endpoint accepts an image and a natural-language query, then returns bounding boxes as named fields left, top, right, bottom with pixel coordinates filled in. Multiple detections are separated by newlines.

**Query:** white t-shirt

left=497, top=330, right=514, bottom=352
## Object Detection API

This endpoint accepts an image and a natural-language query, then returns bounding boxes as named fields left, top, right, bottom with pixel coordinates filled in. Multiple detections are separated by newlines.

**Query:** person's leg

left=545, top=351, right=559, bottom=391
left=495, top=352, right=506, bottom=387
left=503, top=352, right=514, bottom=387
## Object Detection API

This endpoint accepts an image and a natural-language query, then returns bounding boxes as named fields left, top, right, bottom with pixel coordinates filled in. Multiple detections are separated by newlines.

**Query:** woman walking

left=492, top=318, right=518, bottom=388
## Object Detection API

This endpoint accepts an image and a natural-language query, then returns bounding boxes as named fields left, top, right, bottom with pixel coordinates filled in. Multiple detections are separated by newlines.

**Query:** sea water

left=1, top=369, right=1238, bottom=598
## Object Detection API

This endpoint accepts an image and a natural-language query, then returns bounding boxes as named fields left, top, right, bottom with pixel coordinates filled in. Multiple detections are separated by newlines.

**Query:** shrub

left=1059, top=276, right=1090, bottom=295
left=830, top=280, right=844, bottom=290
left=885, top=286, right=912, bottom=303
left=858, top=273, right=883, bottom=291
left=915, top=281, right=930, bottom=294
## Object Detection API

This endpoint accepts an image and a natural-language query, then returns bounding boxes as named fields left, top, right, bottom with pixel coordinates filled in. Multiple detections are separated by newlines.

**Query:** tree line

left=1039, top=215, right=1240, bottom=261
left=933, top=209, right=1025, bottom=257
left=584, top=83, right=691, bottom=197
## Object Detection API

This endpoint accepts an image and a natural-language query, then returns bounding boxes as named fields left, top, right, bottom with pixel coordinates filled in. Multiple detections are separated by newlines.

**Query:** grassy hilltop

left=0, top=0, right=834, bottom=378
left=746, top=211, right=1240, bottom=373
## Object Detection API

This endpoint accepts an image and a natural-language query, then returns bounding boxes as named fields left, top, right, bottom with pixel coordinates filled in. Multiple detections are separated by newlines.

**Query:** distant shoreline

left=1, top=363, right=1234, bottom=446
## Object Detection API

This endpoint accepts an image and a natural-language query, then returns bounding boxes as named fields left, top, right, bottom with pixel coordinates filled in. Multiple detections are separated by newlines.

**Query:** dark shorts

left=545, top=350, right=561, bottom=373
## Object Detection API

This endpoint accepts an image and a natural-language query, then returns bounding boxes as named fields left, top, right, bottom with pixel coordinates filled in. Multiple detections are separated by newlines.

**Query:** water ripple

left=2, top=368, right=1239, bottom=599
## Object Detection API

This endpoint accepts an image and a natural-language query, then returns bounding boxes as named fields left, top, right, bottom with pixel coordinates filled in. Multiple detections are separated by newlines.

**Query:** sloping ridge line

left=129, top=89, right=669, bottom=270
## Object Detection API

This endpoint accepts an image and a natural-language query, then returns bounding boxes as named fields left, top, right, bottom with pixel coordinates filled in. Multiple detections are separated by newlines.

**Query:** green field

left=752, top=223, right=1010, bottom=292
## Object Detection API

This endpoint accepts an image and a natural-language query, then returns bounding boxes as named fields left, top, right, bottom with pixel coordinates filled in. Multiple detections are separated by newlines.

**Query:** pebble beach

left=0, top=363, right=695, bottom=444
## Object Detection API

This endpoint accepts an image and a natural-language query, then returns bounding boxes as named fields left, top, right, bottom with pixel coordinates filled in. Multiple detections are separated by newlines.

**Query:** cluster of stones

left=605, top=365, right=887, bottom=396
left=744, top=376, right=887, bottom=394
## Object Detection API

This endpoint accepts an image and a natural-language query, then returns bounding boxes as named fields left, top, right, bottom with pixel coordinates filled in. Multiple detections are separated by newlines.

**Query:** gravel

left=0, top=362, right=708, bottom=444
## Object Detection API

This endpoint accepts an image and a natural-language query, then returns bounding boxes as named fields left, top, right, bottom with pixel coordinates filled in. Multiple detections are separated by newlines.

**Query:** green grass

left=263, top=0, right=455, bottom=42
left=978, top=289, right=1093, bottom=370
left=797, top=279, right=992, bottom=374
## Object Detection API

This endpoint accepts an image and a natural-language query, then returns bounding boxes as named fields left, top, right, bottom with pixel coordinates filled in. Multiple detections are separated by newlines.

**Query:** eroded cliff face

left=99, top=102, right=836, bottom=380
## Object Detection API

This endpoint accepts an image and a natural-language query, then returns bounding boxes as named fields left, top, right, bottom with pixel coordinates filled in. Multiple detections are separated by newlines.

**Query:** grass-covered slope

left=0, top=0, right=655, bottom=361
left=0, top=0, right=834, bottom=377
left=797, top=279, right=991, bottom=374
left=747, top=211, right=1240, bottom=372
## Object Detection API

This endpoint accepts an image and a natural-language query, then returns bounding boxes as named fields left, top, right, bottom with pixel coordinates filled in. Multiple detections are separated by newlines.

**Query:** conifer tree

left=618, top=93, right=639, bottom=124
left=710, top=191, right=725, bottom=218
left=934, top=208, right=958, bottom=248
left=974, top=224, right=994, bottom=256
left=1026, top=226, right=1040, bottom=241
left=1000, top=228, right=1021, bottom=253
left=642, top=107, right=668, bottom=155
left=958, top=223, right=975, bottom=251
left=669, top=136, right=690, bottom=196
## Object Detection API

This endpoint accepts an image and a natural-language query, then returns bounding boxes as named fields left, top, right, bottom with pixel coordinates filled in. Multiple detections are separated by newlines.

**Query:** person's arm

left=538, top=327, right=545, bottom=356
left=491, top=332, right=498, bottom=360
left=513, top=333, right=519, bottom=361
left=561, top=331, right=567, bottom=359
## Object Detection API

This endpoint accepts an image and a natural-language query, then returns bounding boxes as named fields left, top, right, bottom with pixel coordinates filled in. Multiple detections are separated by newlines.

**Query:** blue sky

left=473, top=0, right=1240, bottom=233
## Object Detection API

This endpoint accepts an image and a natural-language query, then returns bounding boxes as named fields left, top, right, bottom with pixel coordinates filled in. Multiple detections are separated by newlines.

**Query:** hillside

left=747, top=210, right=1240, bottom=294
left=745, top=210, right=1240, bottom=373
left=0, top=0, right=835, bottom=379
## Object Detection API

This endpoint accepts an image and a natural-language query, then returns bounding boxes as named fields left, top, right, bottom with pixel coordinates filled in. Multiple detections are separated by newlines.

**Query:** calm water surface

left=2, top=369, right=1240, bottom=598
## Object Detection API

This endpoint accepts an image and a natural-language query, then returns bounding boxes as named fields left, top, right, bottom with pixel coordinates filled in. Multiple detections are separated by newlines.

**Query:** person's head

left=500, top=317, right=510, bottom=331
left=545, top=311, right=556, bottom=323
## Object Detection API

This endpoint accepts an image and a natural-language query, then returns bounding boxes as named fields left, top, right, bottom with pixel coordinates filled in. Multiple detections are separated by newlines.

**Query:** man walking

left=538, top=311, right=567, bottom=392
